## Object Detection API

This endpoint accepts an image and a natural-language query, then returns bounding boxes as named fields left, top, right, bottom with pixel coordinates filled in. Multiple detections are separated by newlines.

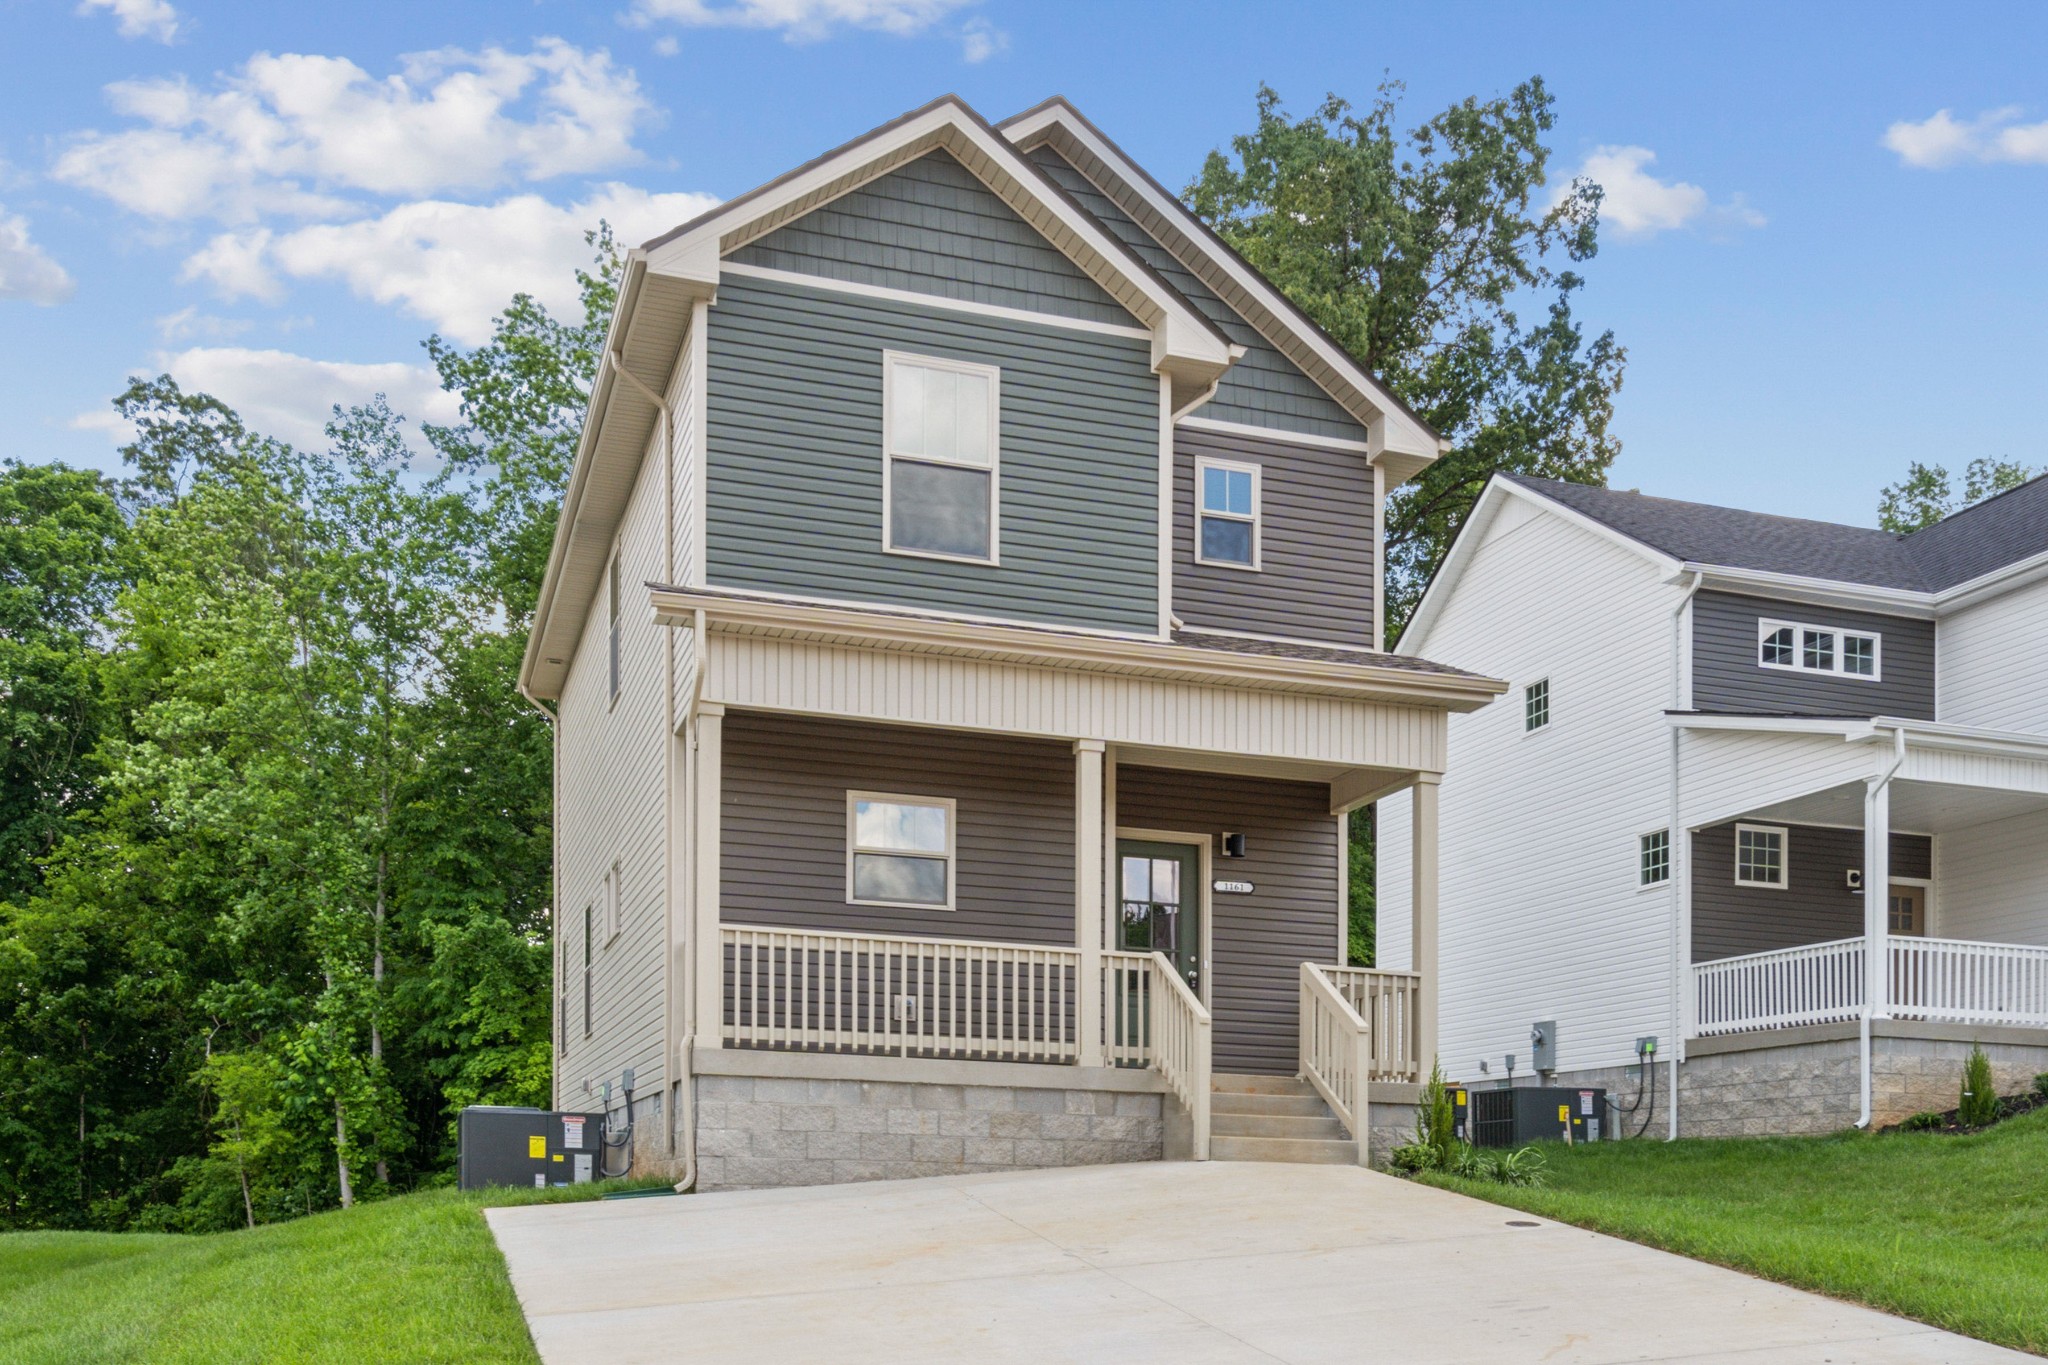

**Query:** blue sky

left=5, top=0, right=2045, bottom=526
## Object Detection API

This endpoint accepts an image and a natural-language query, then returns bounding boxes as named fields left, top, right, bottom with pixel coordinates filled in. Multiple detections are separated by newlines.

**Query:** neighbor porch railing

left=1692, top=936, right=1866, bottom=1036
left=1891, top=937, right=2048, bottom=1028
left=1321, top=966, right=1424, bottom=1082
left=1693, top=934, right=2048, bottom=1036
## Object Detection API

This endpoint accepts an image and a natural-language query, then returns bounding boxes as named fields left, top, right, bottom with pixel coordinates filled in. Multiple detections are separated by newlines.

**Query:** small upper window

left=1195, top=457, right=1261, bottom=569
left=847, top=793, right=956, bottom=909
left=607, top=548, right=622, bottom=704
left=1640, top=830, right=1671, bottom=886
left=1525, top=678, right=1551, bottom=732
left=1735, top=823, right=1787, bottom=889
left=582, top=902, right=594, bottom=1037
left=884, top=353, right=998, bottom=562
left=603, top=862, right=621, bottom=945
left=1758, top=618, right=1880, bottom=681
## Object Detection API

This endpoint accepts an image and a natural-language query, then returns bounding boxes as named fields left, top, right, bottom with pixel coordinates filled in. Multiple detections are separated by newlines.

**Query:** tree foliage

left=1189, top=79, right=1625, bottom=639
left=0, top=237, right=616, bottom=1232
left=1878, top=457, right=2039, bottom=534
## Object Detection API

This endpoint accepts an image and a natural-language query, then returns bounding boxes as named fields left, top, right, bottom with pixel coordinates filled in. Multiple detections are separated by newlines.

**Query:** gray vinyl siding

left=705, top=273, right=1160, bottom=633
left=720, top=712, right=1076, bottom=945
left=1027, top=147, right=1367, bottom=443
left=729, top=150, right=1134, bottom=327
left=1173, top=426, right=1374, bottom=646
left=1116, top=767, right=1340, bottom=1075
left=1691, top=591, right=1935, bottom=718
left=1692, top=821, right=1932, bottom=961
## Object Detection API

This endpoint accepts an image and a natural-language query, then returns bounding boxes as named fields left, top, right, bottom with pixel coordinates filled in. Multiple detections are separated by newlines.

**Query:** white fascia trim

left=661, top=581, right=1161, bottom=641
left=1685, top=564, right=1938, bottom=619
left=643, top=98, right=1230, bottom=383
left=1176, top=414, right=1374, bottom=455
left=1665, top=713, right=1866, bottom=738
left=722, top=262, right=1154, bottom=340
left=1856, top=715, right=2048, bottom=762
left=1000, top=103, right=1437, bottom=463
left=1932, top=545, right=2048, bottom=613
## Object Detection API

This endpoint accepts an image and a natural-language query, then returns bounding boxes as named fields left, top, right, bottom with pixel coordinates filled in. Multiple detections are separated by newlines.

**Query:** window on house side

left=1640, top=830, right=1671, bottom=886
left=1735, top=824, right=1787, bottom=889
left=1758, top=618, right=1881, bottom=680
left=847, top=793, right=955, bottom=908
left=1195, top=457, right=1260, bottom=568
left=603, top=863, right=621, bottom=945
left=607, top=548, right=622, bottom=704
left=1525, top=678, right=1550, bottom=732
left=582, top=902, right=594, bottom=1037
left=884, top=354, right=998, bottom=562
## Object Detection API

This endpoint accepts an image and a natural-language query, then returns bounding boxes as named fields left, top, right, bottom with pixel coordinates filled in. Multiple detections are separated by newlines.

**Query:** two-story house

left=519, top=95, right=1505, bottom=1191
left=1378, top=472, right=2048, bottom=1137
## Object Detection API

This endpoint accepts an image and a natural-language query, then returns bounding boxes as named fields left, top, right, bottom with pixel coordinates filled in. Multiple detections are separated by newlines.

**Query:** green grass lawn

left=0, top=1179, right=673, bottom=1364
left=1420, top=1104, right=2048, bottom=1355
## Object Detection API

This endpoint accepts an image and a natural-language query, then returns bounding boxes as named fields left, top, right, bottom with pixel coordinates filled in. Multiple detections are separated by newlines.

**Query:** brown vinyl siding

left=1173, top=426, right=1375, bottom=646
left=721, top=712, right=1076, bottom=945
left=1692, top=821, right=1932, bottom=961
left=1691, top=591, right=1935, bottom=719
left=1116, top=766, right=1340, bottom=1075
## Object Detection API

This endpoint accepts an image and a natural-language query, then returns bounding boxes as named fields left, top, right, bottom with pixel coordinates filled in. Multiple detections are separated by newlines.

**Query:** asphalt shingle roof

left=1506, top=472, right=2048, bottom=592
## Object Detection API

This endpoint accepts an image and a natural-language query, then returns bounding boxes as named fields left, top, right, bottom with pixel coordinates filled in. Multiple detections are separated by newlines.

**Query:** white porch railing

left=1891, top=937, right=2048, bottom=1028
left=1693, top=937, right=1866, bottom=1036
left=1321, top=966, right=1424, bottom=1083
left=721, top=925, right=1080, bottom=1062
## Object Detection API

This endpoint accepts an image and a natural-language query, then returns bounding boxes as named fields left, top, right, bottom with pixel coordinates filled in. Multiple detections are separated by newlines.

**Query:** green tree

left=1878, top=457, right=2039, bottom=533
left=1189, top=79, right=1624, bottom=641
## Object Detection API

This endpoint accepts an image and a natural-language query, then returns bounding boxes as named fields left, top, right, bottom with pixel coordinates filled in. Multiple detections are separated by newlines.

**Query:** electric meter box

left=457, top=1105, right=609, bottom=1191
left=1467, top=1086, right=1608, bottom=1148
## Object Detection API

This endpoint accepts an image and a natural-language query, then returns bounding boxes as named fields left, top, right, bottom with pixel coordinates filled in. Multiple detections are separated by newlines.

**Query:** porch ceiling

left=1740, top=777, right=2048, bottom=835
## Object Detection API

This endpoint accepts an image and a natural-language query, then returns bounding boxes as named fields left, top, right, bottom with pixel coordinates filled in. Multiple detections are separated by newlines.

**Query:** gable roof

left=996, top=95, right=1445, bottom=484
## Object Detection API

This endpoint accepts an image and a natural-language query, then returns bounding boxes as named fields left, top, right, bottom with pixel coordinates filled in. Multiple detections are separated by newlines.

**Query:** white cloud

left=960, top=17, right=1006, bottom=62
left=0, top=207, right=75, bottom=305
left=183, top=184, right=720, bottom=344
left=626, top=0, right=973, bottom=42
left=78, top=0, right=180, bottom=43
left=1564, top=145, right=1765, bottom=240
left=154, top=305, right=252, bottom=342
left=53, top=39, right=650, bottom=222
left=1883, top=106, right=2048, bottom=169
left=76, top=347, right=463, bottom=452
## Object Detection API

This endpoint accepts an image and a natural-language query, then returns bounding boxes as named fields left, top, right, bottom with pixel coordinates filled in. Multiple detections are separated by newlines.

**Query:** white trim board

left=721, top=262, right=1155, bottom=340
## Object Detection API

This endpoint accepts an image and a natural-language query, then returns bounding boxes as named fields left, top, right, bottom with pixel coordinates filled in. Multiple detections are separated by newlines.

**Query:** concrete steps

left=1208, top=1073, right=1357, bottom=1165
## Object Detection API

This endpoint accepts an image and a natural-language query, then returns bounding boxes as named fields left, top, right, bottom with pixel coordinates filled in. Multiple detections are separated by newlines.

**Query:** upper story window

left=602, top=862, right=621, bottom=945
left=1195, top=456, right=1261, bottom=569
left=847, top=792, right=956, bottom=909
left=1734, top=823, right=1788, bottom=889
left=1759, top=618, right=1880, bottom=680
left=884, top=352, right=999, bottom=563
left=1524, top=678, right=1551, bottom=732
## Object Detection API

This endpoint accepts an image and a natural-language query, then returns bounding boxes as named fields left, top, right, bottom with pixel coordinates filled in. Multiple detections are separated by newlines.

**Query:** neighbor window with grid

left=884, top=353, right=998, bottom=562
left=1525, top=678, right=1551, bottom=731
left=1759, top=618, right=1880, bottom=680
left=1735, top=824, right=1787, bottom=888
left=1640, top=830, right=1671, bottom=886
left=1195, top=457, right=1261, bottom=568
left=847, top=793, right=956, bottom=909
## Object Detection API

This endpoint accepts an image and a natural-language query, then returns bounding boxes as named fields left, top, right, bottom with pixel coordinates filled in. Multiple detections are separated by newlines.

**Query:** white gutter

left=1856, top=724, right=1910, bottom=1130
left=1666, top=570, right=1702, bottom=1140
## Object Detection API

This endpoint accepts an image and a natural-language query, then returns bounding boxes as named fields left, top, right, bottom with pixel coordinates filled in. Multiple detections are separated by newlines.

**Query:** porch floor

left=486, top=1162, right=2026, bottom=1364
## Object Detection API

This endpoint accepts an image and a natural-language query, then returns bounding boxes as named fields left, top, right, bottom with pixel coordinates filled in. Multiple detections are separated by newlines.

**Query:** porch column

left=1075, top=740, right=1107, bottom=1067
left=1410, top=772, right=1442, bottom=1075
left=1863, top=776, right=1890, bottom=1021
left=691, top=703, right=725, bottom=1048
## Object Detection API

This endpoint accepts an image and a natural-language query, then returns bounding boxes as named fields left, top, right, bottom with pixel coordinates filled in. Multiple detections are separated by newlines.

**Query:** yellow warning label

left=1557, top=1104, right=1570, bottom=1123
left=528, top=1135, right=546, bottom=1159
left=552, top=1154, right=563, bottom=1162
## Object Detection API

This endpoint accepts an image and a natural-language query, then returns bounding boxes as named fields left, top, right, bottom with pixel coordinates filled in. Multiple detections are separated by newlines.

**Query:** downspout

left=518, top=682, right=560, bottom=1109
left=1856, top=724, right=1910, bottom=1129
left=1666, top=570, right=1703, bottom=1140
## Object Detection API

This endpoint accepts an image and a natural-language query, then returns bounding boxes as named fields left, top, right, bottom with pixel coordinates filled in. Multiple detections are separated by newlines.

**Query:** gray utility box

left=1468, top=1086, right=1609, bottom=1147
left=458, top=1106, right=609, bottom=1191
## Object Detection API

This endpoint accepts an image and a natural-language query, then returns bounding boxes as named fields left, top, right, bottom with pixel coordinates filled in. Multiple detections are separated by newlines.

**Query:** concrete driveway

left=485, top=1162, right=2029, bottom=1364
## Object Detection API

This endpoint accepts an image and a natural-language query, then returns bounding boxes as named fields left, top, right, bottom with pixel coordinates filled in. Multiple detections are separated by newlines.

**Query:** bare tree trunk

left=334, top=1100, right=354, bottom=1209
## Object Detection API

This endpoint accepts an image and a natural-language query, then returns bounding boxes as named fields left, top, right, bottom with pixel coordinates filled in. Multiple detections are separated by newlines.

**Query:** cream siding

left=1379, top=504, right=1684, bottom=1078
left=1936, top=574, right=2048, bottom=734
left=1936, top=808, right=2048, bottom=947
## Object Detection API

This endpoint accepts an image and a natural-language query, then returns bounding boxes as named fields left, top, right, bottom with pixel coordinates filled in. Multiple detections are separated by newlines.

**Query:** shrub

left=1489, top=1146, right=1548, bottom=1187
left=1388, top=1144, right=1437, bottom=1173
left=2033, top=1073, right=2048, bottom=1100
left=1899, top=1111, right=1946, bottom=1132
left=1415, top=1060, right=1457, bottom=1169
left=1959, top=1045, right=2000, bottom=1127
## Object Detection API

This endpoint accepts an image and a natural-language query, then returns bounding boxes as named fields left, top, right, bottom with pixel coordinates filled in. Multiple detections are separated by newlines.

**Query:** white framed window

left=607, top=546, right=623, bottom=706
left=1758, top=618, right=1881, bottom=680
left=602, top=862, right=621, bottom=945
left=1640, top=830, right=1671, bottom=887
left=582, top=902, right=594, bottom=1037
left=1734, top=823, right=1788, bottom=889
left=846, top=792, right=956, bottom=909
left=1524, top=678, right=1551, bottom=732
left=883, top=352, right=999, bottom=563
left=1194, top=456, right=1261, bottom=569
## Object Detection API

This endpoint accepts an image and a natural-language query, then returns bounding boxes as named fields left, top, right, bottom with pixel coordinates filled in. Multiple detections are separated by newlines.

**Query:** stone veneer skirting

left=689, top=1050, right=1170, bottom=1191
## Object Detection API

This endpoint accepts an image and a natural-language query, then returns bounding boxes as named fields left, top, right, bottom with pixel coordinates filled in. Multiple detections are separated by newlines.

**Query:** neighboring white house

left=1380, top=472, right=2048, bottom=1136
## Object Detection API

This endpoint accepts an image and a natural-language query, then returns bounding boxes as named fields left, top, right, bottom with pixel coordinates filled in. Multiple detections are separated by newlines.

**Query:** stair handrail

left=1298, top=962, right=1373, bottom=1166
left=1148, top=951, right=1212, bottom=1161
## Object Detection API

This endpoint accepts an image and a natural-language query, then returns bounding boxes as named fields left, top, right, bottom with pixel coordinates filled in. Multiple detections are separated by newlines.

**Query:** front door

left=1117, top=840, right=1202, bottom=993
